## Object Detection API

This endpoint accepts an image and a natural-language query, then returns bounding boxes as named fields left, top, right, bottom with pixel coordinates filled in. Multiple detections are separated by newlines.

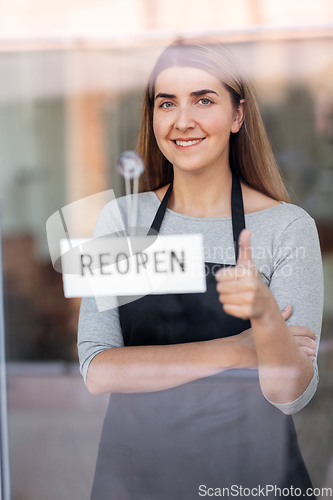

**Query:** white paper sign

left=60, top=234, right=206, bottom=298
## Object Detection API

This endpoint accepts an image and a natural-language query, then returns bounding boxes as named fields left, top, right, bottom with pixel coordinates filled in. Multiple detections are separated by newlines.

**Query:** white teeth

left=175, top=139, right=202, bottom=147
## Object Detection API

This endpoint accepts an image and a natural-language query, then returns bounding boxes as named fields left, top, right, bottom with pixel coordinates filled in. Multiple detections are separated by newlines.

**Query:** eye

left=159, top=101, right=175, bottom=109
left=198, top=97, right=213, bottom=105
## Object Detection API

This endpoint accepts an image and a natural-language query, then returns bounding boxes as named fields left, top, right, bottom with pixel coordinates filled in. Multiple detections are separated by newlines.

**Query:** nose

left=174, top=104, right=196, bottom=132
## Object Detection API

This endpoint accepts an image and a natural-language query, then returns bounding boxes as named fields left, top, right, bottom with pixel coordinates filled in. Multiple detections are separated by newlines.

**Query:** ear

left=230, top=99, right=245, bottom=134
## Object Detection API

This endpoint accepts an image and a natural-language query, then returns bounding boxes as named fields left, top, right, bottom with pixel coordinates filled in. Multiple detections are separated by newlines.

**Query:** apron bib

left=91, top=171, right=314, bottom=500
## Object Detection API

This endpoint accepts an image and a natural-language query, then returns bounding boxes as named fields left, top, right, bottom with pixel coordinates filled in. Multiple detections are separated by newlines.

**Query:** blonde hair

left=137, top=38, right=290, bottom=202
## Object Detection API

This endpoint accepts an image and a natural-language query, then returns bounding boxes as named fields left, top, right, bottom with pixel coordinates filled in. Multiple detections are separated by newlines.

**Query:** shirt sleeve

left=263, top=214, right=324, bottom=414
left=77, top=296, right=124, bottom=384
left=77, top=198, right=127, bottom=384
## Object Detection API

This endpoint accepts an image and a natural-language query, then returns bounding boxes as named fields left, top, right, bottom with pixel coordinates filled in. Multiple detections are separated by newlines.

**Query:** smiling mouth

left=174, top=138, right=205, bottom=147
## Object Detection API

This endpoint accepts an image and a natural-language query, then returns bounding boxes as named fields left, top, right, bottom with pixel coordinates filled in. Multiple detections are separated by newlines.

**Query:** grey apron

left=91, top=170, right=314, bottom=500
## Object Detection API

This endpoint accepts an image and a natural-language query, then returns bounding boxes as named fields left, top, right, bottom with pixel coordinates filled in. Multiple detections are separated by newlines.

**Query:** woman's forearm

left=251, top=294, right=314, bottom=404
left=86, top=331, right=257, bottom=395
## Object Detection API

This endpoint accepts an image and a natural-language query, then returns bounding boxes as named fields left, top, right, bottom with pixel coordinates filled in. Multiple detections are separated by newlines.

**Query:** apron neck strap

left=231, top=170, right=246, bottom=262
left=148, top=169, right=246, bottom=263
left=148, top=178, right=173, bottom=236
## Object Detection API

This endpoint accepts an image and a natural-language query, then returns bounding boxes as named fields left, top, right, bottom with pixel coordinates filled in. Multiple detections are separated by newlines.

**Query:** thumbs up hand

left=215, top=229, right=272, bottom=320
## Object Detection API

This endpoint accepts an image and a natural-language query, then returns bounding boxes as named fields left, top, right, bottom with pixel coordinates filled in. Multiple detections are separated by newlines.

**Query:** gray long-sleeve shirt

left=77, top=191, right=324, bottom=415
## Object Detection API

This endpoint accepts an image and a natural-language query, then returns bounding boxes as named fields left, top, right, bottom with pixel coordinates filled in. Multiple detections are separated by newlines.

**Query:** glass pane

left=0, top=35, right=332, bottom=499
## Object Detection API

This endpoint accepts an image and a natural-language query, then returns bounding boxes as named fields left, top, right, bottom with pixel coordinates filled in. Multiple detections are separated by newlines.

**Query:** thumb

left=237, top=229, right=253, bottom=267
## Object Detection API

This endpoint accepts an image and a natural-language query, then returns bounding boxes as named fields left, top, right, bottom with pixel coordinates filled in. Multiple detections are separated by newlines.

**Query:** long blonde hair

left=137, top=38, right=290, bottom=202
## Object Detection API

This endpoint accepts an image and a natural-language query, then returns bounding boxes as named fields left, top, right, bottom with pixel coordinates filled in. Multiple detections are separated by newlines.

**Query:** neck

left=169, top=166, right=233, bottom=218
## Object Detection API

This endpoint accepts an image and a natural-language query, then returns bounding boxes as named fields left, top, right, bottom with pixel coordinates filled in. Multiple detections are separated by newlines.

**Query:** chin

left=174, top=159, right=212, bottom=173
left=173, top=164, right=203, bottom=174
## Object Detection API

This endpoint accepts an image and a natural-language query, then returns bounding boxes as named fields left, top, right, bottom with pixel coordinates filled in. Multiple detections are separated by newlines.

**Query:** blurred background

left=0, top=1, right=333, bottom=499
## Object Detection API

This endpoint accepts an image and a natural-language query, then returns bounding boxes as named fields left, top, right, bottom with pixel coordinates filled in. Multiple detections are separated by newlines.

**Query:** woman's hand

left=230, top=305, right=317, bottom=370
left=215, top=230, right=317, bottom=361
left=282, top=305, right=317, bottom=362
left=215, top=229, right=272, bottom=320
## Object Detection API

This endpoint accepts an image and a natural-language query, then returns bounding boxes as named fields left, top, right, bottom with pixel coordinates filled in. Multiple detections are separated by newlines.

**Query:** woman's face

left=153, top=66, right=244, bottom=176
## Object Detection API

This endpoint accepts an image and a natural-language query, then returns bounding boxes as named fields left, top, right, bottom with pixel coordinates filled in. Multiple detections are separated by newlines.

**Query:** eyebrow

left=191, top=89, right=218, bottom=97
left=155, top=92, right=176, bottom=99
left=155, top=89, right=218, bottom=100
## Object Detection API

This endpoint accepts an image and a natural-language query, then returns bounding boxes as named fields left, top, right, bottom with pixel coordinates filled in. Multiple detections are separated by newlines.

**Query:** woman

left=78, top=39, right=323, bottom=499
